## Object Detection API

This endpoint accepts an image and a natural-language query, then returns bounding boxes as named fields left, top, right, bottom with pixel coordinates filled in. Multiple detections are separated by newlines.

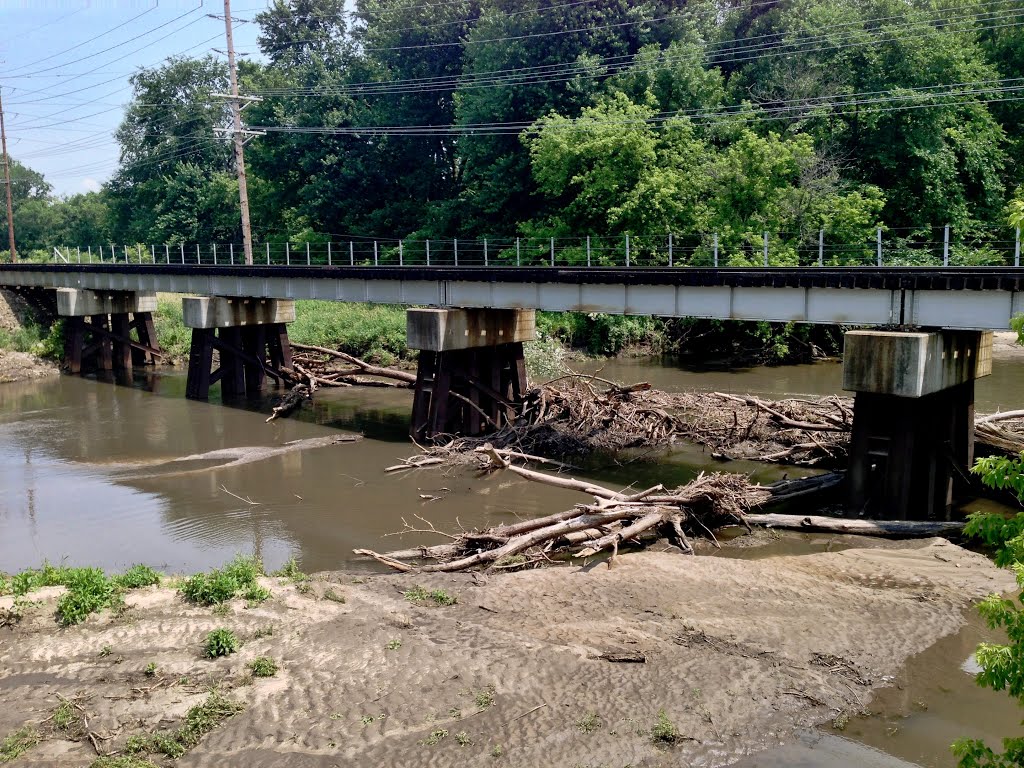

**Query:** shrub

left=651, top=709, right=681, bottom=744
left=249, top=656, right=278, bottom=677
left=204, top=628, right=239, bottom=659
left=180, top=555, right=263, bottom=606
left=113, top=565, right=161, bottom=590
left=56, top=568, right=114, bottom=626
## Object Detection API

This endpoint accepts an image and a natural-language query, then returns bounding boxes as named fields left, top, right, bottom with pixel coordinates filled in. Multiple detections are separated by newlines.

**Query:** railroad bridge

left=1, top=261, right=1021, bottom=522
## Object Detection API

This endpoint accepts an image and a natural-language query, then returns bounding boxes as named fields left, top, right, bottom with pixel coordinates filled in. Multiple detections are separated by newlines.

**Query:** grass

left=204, top=628, right=239, bottom=658
left=90, top=757, right=160, bottom=768
left=52, top=700, right=77, bottom=732
left=322, top=588, right=345, bottom=604
left=125, top=691, right=243, bottom=759
left=249, top=656, right=278, bottom=677
left=0, top=318, right=63, bottom=360
left=455, top=731, right=472, bottom=746
left=3, top=562, right=162, bottom=626
left=153, top=297, right=411, bottom=366
left=288, top=301, right=409, bottom=366
left=650, top=709, right=682, bottom=745
left=403, top=586, right=457, bottom=607
left=243, top=584, right=271, bottom=605
left=0, top=726, right=40, bottom=763
left=180, top=555, right=264, bottom=606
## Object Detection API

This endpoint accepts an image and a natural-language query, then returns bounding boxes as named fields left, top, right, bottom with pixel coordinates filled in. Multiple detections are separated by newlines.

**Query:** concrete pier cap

left=56, top=288, right=157, bottom=317
left=182, top=296, right=296, bottom=329
left=407, top=308, right=536, bottom=352
left=842, top=329, right=993, bottom=397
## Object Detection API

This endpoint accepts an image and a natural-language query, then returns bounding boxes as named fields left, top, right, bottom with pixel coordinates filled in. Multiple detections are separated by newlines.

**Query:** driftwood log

left=288, top=343, right=415, bottom=388
left=355, top=447, right=955, bottom=573
left=266, top=384, right=312, bottom=423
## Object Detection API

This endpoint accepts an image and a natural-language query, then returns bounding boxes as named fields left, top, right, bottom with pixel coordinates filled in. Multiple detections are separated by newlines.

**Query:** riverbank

left=0, top=538, right=1013, bottom=767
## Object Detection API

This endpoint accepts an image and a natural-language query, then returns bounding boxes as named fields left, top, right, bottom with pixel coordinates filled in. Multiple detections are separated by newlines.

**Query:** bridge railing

left=30, top=225, right=1024, bottom=269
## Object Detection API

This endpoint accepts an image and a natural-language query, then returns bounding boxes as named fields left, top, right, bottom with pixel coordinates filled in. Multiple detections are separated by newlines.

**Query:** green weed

left=0, top=726, right=40, bottom=762
left=144, top=662, right=157, bottom=677
left=323, top=588, right=345, bottom=603
left=403, top=586, right=457, bottom=606
left=455, top=731, right=472, bottom=746
left=56, top=568, right=114, bottom=626
left=491, top=744, right=503, bottom=757
left=385, top=638, right=402, bottom=651
left=252, top=625, right=274, bottom=639
left=651, top=709, right=681, bottom=745
left=204, top=628, right=239, bottom=658
left=576, top=711, right=602, bottom=733
left=180, top=555, right=263, bottom=606
left=474, top=687, right=496, bottom=709
left=289, top=301, right=409, bottom=365
left=422, top=728, right=448, bottom=746
left=249, top=656, right=278, bottom=677
left=124, top=692, right=243, bottom=759
left=273, top=556, right=308, bottom=583
left=243, top=584, right=271, bottom=605
left=52, top=700, right=78, bottom=732
left=112, top=565, right=161, bottom=590
left=90, top=756, right=160, bottom=768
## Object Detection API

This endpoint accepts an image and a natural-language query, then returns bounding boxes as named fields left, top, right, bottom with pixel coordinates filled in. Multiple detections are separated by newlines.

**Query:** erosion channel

left=1, top=352, right=1023, bottom=767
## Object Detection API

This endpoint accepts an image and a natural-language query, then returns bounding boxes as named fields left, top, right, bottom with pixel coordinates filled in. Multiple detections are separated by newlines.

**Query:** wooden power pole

left=222, top=0, right=253, bottom=265
left=0, top=87, right=16, bottom=263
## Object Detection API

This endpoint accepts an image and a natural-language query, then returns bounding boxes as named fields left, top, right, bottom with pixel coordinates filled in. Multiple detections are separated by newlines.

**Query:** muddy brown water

left=1, top=355, right=1023, bottom=766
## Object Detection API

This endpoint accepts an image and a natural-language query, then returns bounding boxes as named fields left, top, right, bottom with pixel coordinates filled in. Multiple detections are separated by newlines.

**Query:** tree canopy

left=6, top=0, right=1024, bottom=256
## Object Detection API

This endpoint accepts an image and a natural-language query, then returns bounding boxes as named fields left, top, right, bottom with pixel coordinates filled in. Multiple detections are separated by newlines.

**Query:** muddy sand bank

left=0, top=538, right=1014, bottom=767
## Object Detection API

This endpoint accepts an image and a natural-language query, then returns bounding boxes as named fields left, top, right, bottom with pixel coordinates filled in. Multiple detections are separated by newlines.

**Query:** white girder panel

left=581, top=284, right=627, bottom=314
left=730, top=287, right=808, bottom=322
left=676, top=286, right=731, bottom=318
left=806, top=287, right=896, bottom=325
left=310, top=279, right=336, bottom=300
left=489, top=282, right=540, bottom=309
left=446, top=280, right=494, bottom=307
left=537, top=282, right=582, bottom=311
left=366, top=280, right=404, bottom=303
left=401, top=281, right=444, bottom=306
left=911, top=290, right=1014, bottom=330
left=337, top=279, right=368, bottom=302
left=626, top=284, right=674, bottom=316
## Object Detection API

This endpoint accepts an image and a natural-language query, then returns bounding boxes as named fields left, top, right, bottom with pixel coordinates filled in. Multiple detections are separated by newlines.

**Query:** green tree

left=106, top=56, right=233, bottom=243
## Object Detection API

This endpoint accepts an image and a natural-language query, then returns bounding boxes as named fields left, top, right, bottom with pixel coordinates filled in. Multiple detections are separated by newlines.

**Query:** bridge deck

left=1, top=264, right=1022, bottom=330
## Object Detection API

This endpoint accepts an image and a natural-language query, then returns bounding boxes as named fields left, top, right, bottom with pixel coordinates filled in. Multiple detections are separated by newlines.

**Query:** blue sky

left=1, top=0, right=266, bottom=196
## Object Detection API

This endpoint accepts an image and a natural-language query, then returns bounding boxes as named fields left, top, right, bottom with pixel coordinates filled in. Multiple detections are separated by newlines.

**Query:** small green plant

left=252, top=625, right=274, bottom=639
left=448, top=707, right=462, bottom=719
left=576, top=711, right=601, bottom=733
left=474, top=687, right=496, bottom=709
left=52, top=700, right=77, bottom=732
left=212, top=603, right=231, bottom=617
left=243, top=584, right=271, bottom=605
left=249, top=656, right=278, bottom=677
left=273, top=557, right=307, bottom=582
left=144, top=662, right=157, bottom=677
left=403, top=586, right=457, bottom=606
left=113, top=565, right=161, bottom=590
left=491, top=744, right=504, bottom=758
left=180, top=555, right=263, bottom=606
left=56, top=568, right=114, bottom=626
left=204, top=628, right=239, bottom=658
left=455, top=731, right=472, bottom=746
left=0, top=726, right=40, bottom=762
left=90, top=756, right=161, bottom=768
left=99, top=645, right=112, bottom=657
left=125, top=691, right=243, bottom=759
left=385, top=638, right=402, bottom=651
left=422, top=728, right=448, bottom=746
left=323, top=588, right=345, bottom=603
left=360, top=715, right=377, bottom=726
left=651, top=709, right=681, bottom=745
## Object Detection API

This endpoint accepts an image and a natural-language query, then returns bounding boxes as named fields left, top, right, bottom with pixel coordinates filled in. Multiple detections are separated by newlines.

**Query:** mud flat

left=0, top=537, right=1014, bottom=767
left=0, top=350, right=57, bottom=384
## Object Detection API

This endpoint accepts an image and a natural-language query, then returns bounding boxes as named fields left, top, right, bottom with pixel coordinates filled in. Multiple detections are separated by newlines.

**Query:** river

left=1, top=354, right=1022, bottom=766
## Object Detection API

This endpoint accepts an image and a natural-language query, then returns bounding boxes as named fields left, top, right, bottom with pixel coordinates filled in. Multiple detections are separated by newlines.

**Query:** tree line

left=3, top=0, right=1024, bottom=264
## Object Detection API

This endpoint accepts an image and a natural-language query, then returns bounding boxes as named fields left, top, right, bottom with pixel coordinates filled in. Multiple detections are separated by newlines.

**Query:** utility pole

left=222, top=0, right=253, bottom=265
left=0, top=87, right=15, bottom=263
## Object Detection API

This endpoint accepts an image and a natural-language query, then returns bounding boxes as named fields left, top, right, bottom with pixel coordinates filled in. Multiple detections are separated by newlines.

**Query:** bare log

left=976, top=409, right=1024, bottom=425
left=266, top=384, right=312, bottom=423
left=290, top=342, right=417, bottom=384
left=742, top=514, right=965, bottom=537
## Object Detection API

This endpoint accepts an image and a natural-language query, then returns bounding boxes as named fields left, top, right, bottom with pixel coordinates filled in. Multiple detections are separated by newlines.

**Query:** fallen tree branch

left=742, top=514, right=965, bottom=537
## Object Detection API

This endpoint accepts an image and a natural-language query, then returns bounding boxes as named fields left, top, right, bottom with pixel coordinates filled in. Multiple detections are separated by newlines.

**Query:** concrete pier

left=182, top=297, right=295, bottom=400
left=56, top=288, right=161, bottom=375
left=408, top=308, right=535, bottom=440
left=843, top=330, right=993, bottom=520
